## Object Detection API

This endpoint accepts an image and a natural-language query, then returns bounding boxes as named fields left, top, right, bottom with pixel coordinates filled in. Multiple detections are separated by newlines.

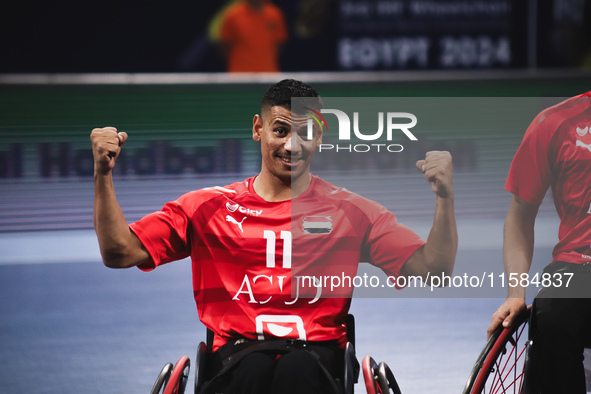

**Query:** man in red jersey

left=488, top=93, right=591, bottom=394
left=91, top=79, right=457, bottom=393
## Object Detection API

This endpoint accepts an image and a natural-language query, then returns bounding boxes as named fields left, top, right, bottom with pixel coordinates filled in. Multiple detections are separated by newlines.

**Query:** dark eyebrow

left=272, top=119, right=291, bottom=127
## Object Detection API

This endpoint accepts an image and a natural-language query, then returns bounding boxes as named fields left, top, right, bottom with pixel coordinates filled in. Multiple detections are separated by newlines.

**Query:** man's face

left=252, top=105, right=322, bottom=184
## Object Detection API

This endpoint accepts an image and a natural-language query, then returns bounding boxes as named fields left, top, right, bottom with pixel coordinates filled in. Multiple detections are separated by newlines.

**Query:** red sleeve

left=364, top=205, right=426, bottom=278
left=505, top=111, right=554, bottom=206
left=129, top=199, right=191, bottom=271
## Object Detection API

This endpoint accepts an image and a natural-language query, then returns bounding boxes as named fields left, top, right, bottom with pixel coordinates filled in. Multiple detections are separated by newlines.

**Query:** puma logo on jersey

left=226, top=215, right=246, bottom=233
left=225, top=201, right=263, bottom=216
left=576, top=140, right=591, bottom=152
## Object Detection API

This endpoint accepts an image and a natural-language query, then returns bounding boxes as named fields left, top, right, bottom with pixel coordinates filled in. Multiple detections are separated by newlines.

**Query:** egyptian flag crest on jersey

left=302, top=216, right=333, bottom=234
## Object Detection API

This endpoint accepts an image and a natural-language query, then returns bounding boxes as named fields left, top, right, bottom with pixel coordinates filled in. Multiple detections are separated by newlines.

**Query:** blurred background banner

left=1, top=0, right=590, bottom=73
left=325, top=0, right=521, bottom=70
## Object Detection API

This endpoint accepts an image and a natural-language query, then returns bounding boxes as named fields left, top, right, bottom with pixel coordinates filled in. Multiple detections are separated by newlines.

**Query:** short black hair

left=261, top=79, right=322, bottom=114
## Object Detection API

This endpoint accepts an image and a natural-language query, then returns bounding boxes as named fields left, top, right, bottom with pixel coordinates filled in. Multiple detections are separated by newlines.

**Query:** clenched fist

left=90, top=127, right=128, bottom=175
left=416, top=151, right=453, bottom=198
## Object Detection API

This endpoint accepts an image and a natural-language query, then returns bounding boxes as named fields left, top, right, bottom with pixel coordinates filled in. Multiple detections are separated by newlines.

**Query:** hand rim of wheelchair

left=163, top=355, right=191, bottom=394
left=363, top=356, right=403, bottom=394
left=377, top=361, right=403, bottom=394
left=463, top=308, right=531, bottom=394
left=150, top=362, right=173, bottom=394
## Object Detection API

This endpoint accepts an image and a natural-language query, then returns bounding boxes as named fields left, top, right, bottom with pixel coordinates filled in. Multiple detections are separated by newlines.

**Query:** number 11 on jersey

left=264, top=230, right=292, bottom=269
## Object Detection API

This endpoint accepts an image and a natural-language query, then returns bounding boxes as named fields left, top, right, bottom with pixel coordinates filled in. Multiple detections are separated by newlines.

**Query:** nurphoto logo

left=305, top=106, right=418, bottom=153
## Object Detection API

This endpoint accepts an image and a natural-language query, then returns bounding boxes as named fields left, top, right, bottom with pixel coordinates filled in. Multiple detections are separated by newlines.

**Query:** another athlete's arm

left=402, top=151, right=457, bottom=281
left=91, top=127, right=150, bottom=268
left=487, top=194, right=538, bottom=338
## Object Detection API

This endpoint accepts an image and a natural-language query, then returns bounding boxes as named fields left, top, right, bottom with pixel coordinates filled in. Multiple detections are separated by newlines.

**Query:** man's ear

left=252, top=114, right=263, bottom=142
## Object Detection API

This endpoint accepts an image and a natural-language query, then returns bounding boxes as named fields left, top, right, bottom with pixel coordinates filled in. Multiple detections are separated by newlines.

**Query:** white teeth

left=279, top=156, right=302, bottom=164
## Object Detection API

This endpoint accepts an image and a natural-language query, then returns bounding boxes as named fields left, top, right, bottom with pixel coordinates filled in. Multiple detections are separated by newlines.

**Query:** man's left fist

left=416, top=151, right=453, bottom=198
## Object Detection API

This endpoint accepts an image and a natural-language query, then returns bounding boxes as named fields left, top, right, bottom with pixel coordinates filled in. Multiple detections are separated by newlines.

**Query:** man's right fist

left=90, top=127, right=128, bottom=175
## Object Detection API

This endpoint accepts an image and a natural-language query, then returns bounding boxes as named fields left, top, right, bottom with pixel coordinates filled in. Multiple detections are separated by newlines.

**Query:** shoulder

left=222, top=2, right=246, bottom=21
left=176, top=178, right=251, bottom=209
left=311, top=176, right=389, bottom=218
left=264, top=3, right=284, bottom=16
left=532, top=93, right=591, bottom=133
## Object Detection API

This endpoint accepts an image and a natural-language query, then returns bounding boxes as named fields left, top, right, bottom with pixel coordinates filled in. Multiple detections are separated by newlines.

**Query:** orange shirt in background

left=219, top=1, right=288, bottom=72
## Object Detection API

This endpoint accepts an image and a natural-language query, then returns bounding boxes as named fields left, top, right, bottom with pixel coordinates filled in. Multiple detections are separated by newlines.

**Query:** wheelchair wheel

left=343, top=342, right=358, bottom=394
left=194, top=342, right=208, bottom=394
left=362, top=356, right=380, bottom=394
left=463, top=309, right=531, bottom=394
left=363, top=356, right=404, bottom=394
left=151, top=362, right=173, bottom=394
left=163, top=355, right=191, bottom=394
left=377, top=362, right=403, bottom=394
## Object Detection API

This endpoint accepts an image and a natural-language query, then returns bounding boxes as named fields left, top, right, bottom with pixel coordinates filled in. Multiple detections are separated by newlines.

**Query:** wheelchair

left=361, top=355, right=403, bottom=394
left=150, top=314, right=402, bottom=394
left=462, top=308, right=532, bottom=394
left=150, top=355, right=191, bottom=394
left=150, top=309, right=532, bottom=394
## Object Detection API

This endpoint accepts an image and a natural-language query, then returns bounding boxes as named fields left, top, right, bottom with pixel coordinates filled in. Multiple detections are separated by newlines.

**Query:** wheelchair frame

left=151, top=309, right=532, bottom=394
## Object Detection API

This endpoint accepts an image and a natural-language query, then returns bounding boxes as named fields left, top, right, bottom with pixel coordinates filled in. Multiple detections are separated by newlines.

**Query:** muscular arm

left=91, top=127, right=150, bottom=268
left=401, top=151, right=457, bottom=281
left=487, top=194, right=538, bottom=337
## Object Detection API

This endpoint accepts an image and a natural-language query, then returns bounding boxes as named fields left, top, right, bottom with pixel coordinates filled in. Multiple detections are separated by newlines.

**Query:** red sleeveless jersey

left=130, top=175, right=425, bottom=350
left=505, top=92, right=591, bottom=264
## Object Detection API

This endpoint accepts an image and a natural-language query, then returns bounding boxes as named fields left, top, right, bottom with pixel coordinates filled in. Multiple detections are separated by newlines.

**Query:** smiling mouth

left=278, top=155, right=302, bottom=165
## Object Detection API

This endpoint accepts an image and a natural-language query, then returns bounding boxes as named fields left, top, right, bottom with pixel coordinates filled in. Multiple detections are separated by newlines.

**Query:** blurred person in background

left=217, top=0, right=288, bottom=72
